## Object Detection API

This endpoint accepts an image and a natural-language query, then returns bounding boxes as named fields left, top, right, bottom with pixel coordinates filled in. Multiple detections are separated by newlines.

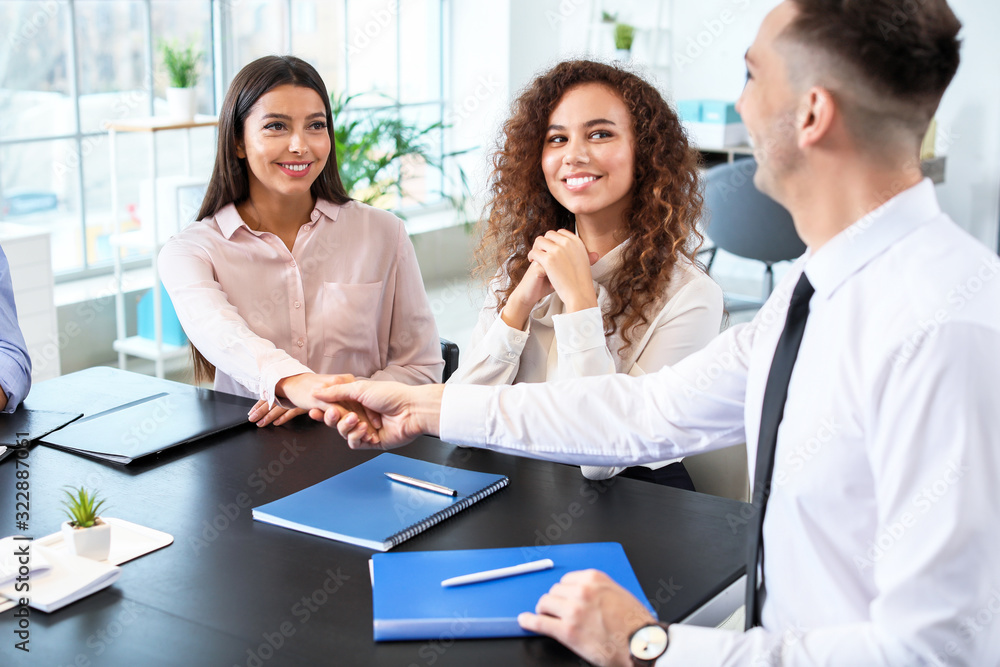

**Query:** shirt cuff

left=262, top=358, right=314, bottom=407
left=0, top=356, right=29, bottom=413
left=552, top=307, right=605, bottom=354
left=483, top=308, right=531, bottom=364
left=657, top=623, right=742, bottom=666
left=440, top=383, right=497, bottom=446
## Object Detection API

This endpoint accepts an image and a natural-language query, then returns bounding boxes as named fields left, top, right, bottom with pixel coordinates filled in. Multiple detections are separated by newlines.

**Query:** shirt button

left=290, top=260, right=296, bottom=268
left=514, top=336, right=522, bottom=343
left=297, top=338, right=305, bottom=347
left=294, top=301, right=301, bottom=309
left=507, top=353, right=515, bottom=358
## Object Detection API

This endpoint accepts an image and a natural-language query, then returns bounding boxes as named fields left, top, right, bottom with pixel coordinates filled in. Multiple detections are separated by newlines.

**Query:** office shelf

left=112, top=335, right=189, bottom=361
left=109, top=114, right=218, bottom=378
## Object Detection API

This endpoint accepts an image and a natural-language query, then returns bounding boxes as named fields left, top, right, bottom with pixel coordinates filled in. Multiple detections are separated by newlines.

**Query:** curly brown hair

left=476, top=60, right=704, bottom=355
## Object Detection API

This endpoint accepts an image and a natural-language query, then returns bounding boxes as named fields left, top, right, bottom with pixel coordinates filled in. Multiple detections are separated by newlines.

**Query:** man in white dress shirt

left=291, top=0, right=1000, bottom=664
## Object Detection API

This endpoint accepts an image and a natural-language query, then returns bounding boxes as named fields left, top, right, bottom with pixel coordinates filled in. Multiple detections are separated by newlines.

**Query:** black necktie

left=745, top=272, right=815, bottom=630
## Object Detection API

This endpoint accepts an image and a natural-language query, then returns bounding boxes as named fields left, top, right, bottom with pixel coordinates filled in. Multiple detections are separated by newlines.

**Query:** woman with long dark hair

left=160, top=56, right=442, bottom=426
left=448, top=60, right=723, bottom=488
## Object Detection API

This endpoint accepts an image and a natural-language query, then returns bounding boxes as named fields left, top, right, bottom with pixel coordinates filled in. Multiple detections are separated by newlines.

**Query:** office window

left=0, top=0, right=447, bottom=280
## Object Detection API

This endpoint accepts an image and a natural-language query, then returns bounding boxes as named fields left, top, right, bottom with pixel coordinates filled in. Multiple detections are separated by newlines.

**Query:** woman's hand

left=247, top=399, right=307, bottom=427
left=502, top=261, right=554, bottom=330
left=527, top=230, right=599, bottom=313
left=502, top=230, right=600, bottom=330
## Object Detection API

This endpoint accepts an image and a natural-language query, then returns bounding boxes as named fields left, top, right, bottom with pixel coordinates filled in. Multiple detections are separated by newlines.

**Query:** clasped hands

left=502, top=229, right=600, bottom=330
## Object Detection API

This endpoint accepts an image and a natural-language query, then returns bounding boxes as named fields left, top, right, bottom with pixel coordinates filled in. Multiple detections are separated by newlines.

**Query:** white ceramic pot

left=61, top=519, right=111, bottom=561
left=614, top=49, right=631, bottom=62
left=166, top=86, right=197, bottom=121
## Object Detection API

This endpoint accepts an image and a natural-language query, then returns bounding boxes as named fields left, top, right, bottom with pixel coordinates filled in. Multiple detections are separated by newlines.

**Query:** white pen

left=441, top=558, right=555, bottom=587
left=384, top=472, right=458, bottom=497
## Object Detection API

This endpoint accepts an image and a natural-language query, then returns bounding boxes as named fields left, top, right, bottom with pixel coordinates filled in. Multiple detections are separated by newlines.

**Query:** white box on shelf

left=683, top=121, right=749, bottom=148
left=137, top=176, right=208, bottom=246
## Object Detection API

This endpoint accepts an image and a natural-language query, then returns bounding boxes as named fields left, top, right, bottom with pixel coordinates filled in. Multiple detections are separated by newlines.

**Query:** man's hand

left=518, top=570, right=657, bottom=667
left=307, top=381, right=445, bottom=449
left=274, top=373, right=380, bottom=443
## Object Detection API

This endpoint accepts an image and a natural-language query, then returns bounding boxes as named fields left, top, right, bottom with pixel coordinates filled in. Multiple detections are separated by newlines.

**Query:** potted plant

left=61, top=486, right=111, bottom=561
left=614, top=22, right=635, bottom=60
left=159, top=37, right=203, bottom=120
left=331, top=92, right=474, bottom=223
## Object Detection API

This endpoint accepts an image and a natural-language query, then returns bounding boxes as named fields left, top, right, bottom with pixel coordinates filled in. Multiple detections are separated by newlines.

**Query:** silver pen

left=384, top=472, right=458, bottom=497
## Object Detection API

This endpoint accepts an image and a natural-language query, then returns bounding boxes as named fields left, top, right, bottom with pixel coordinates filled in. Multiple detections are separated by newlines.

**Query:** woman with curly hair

left=448, top=60, right=723, bottom=489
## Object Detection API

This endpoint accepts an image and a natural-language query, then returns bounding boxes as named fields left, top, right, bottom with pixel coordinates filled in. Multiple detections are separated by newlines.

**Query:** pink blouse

left=159, top=199, right=443, bottom=403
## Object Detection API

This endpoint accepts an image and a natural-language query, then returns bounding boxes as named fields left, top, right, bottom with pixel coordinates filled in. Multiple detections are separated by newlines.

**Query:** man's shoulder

left=853, top=216, right=1000, bottom=357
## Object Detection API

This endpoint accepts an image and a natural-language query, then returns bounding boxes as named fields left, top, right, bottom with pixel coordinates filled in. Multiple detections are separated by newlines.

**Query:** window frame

left=0, top=0, right=450, bottom=283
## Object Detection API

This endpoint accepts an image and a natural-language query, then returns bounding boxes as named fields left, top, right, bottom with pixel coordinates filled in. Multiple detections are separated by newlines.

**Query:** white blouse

left=160, top=199, right=443, bottom=403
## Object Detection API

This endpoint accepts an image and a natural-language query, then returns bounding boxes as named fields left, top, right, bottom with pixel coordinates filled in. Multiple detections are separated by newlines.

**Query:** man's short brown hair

left=781, top=0, right=961, bottom=147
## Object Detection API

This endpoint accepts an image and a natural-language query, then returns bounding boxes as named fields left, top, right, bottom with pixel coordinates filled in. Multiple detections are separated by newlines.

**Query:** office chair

left=701, top=158, right=806, bottom=311
left=440, top=338, right=459, bottom=382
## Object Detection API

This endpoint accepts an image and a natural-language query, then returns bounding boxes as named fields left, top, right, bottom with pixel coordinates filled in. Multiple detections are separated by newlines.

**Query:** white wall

left=502, top=0, right=1000, bottom=250
left=934, top=0, right=1000, bottom=249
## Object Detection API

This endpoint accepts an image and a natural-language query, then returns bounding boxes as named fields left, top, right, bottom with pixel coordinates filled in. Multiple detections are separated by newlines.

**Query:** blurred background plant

left=613, top=22, right=635, bottom=52
left=158, top=37, right=202, bottom=88
left=331, top=92, right=475, bottom=225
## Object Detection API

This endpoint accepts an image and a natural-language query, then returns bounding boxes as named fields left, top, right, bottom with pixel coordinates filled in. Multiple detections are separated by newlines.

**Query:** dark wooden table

left=0, top=371, right=747, bottom=666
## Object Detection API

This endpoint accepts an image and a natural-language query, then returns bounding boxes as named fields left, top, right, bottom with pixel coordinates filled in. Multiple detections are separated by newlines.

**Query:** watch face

left=630, top=624, right=669, bottom=660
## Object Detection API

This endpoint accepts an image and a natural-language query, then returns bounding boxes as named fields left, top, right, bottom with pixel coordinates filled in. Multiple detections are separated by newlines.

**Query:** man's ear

left=797, top=87, right=835, bottom=148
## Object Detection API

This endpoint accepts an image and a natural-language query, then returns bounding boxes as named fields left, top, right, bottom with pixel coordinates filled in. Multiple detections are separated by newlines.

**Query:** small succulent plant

left=62, top=486, right=108, bottom=528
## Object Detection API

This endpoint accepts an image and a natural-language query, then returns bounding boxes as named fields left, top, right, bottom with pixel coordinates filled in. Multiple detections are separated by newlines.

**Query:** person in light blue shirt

left=0, top=245, right=31, bottom=413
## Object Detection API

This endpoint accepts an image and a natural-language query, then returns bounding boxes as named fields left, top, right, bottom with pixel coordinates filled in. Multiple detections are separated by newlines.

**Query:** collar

left=214, top=198, right=344, bottom=240
left=805, top=178, right=940, bottom=300
left=591, top=240, right=627, bottom=286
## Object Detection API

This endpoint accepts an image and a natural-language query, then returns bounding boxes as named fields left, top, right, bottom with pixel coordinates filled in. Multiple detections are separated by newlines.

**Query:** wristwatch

left=629, top=622, right=670, bottom=666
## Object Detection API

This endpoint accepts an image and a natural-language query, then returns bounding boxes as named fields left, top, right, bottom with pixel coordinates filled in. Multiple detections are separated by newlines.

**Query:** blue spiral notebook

left=252, top=453, right=509, bottom=551
left=370, top=542, right=655, bottom=641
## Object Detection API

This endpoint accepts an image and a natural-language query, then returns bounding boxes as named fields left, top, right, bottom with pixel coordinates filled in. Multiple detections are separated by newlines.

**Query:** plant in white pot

left=614, top=22, right=635, bottom=61
left=159, top=37, right=203, bottom=121
left=60, top=486, right=111, bottom=561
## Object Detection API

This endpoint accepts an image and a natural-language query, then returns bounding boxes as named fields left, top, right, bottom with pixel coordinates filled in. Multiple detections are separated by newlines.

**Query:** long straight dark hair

left=192, top=55, right=351, bottom=385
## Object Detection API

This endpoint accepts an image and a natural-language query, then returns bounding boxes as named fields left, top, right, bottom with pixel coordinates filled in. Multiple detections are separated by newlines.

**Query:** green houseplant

left=331, top=92, right=474, bottom=223
left=159, top=37, right=203, bottom=120
left=614, top=22, right=635, bottom=57
left=60, top=486, right=111, bottom=560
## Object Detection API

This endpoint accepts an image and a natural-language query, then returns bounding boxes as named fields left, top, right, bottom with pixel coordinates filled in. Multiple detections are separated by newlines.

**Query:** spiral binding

left=387, top=477, right=510, bottom=548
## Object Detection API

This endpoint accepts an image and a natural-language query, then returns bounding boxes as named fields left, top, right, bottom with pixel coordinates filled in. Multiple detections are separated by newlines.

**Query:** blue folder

left=252, top=453, right=509, bottom=551
left=371, top=542, right=656, bottom=641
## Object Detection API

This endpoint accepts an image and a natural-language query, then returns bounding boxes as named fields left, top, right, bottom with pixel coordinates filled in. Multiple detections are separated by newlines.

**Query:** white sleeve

left=445, top=294, right=530, bottom=386
left=660, top=322, right=1000, bottom=666
left=578, top=274, right=724, bottom=479
left=368, top=221, right=444, bottom=385
left=440, top=320, right=751, bottom=464
left=159, top=239, right=311, bottom=405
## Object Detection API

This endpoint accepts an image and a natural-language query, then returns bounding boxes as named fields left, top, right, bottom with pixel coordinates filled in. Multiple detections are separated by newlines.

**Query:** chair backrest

left=683, top=443, right=749, bottom=502
left=440, top=338, right=459, bottom=382
left=703, top=159, right=806, bottom=264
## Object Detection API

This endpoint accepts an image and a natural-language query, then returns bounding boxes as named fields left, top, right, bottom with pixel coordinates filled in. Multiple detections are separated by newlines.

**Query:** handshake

left=250, top=372, right=446, bottom=449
